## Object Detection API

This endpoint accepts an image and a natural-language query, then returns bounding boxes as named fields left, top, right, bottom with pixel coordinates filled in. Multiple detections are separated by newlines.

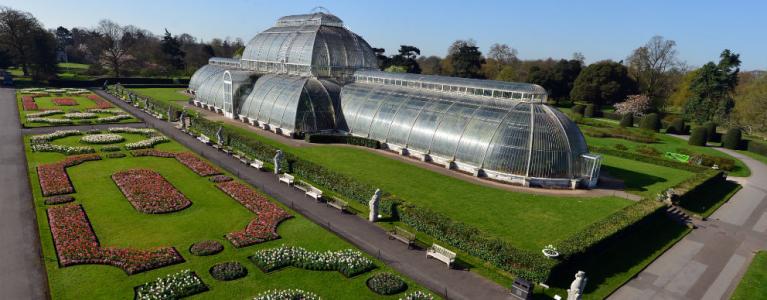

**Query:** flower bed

left=107, top=153, right=126, bottom=159
left=52, top=98, right=78, bottom=106
left=209, top=261, right=248, bottom=281
left=253, top=289, right=320, bottom=300
left=27, top=110, right=64, bottom=118
left=125, top=136, right=169, bottom=150
left=135, top=269, right=207, bottom=300
left=112, top=169, right=191, bottom=214
left=31, top=143, right=95, bottom=155
left=95, top=114, right=132, bottom=123
left=216, top=181, right=292, bottom=247
left=47, top=204, right=184, bottom=274
left=63, top=112, right=97, bottom=119
left=400, top=291, right=434, bottom=300
left=22, top=95, right=38, bottom=110
left=131, top=149, right=176, bottom=158
left=27, top=117, right=73, bottom=125
left=38, top=154, right=102, bottom=196
left=81, top=133, right=125, bottom=144
left=175, top=152, right=221, bottom=176
left=250, top=245, right=375, bottom=277
left=189, top=240, right=224, bottom=256
left=109, top=127, right=156, bottom=136
left=100, top=145, right=121, bottom=152
left=44, top=195, right=75, bottom=205
left=30, top=130, right=82, bottom=144
left=208, top=175, right=232, bottom=183
left=87, top=94, right=113, bottom=109
left=367, top=272, right=407, bottom=295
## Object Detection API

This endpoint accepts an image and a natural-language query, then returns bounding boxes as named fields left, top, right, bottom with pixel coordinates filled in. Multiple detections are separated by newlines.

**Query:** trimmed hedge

left=584, top=104, right=601, bottom=118
left=639, top=113, right=661, bottom=132
left=572, top=104, right=586, bottom=115
left=582, top=127, right=658, bottom=143
left=109, top=85, right=187, bottom=121
left=619, top=114, right=633, bottom=128
left=306, top=134, right=381, bottom=149
left=723, top=128, right=742, bottom=150
left=666, top=118, right=686, bottom=134
left=747, top=140, right=767, bottom=157
left=703, top=122, right=720, bottom=143
left=674, top=170, right=725, bottom=204
left=688, top=127, right=708, bottom=146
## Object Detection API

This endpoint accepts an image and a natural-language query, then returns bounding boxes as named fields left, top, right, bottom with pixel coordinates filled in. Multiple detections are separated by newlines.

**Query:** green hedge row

left=747, top=140, right=767, bottom=157
left=109, top=85, right=187, bottom=121
left=674, top=170, right=726, bottom=204
left=305, top=134, right=381, bottom=149
left=589, top=146, right=708, bottom=172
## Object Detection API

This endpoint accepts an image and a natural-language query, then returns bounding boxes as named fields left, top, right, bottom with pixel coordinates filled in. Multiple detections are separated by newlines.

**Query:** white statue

left=179, top=110, right=186, bottom=129
left=215, top=126, right=223, bottom=145
left=567, top=271, right=587, bottom=300
left=369, top=189, right=381, bottom=222
left=273, top=150, right=284, bottom=174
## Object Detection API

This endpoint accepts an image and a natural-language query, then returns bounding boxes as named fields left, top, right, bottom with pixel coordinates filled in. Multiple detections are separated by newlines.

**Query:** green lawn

left=581, top=124, right=751, bottom=177
left=738, top=150, right=767, bottom=167
left=132, top=88, right=190, bottom=105
left=26, top=133, right=429, bottom=299
left=731, top=251, right=767, bottom=300
left=601, top=154, right=694, bottom=198
left=17, top=93, right=140, bottom=128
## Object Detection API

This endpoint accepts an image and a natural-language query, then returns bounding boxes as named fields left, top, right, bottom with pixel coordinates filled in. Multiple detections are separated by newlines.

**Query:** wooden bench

left=387, top=226, right=416, bottom=249
left=327, top=198, right=348, bottom=212
left=426, top=243, right=456, bottom=268
left=250, top=159, right=264, bottom=170
left=197, top=135, right=211, bottom=145
left=305, top=186, right=323, bottom=201
left=278, top=173, right=294, bottom=185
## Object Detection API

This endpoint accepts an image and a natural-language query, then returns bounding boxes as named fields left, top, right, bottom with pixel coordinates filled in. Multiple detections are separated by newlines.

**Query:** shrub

left=703, top=122, right=720, bottom=143
left=584, top=104, right=600, bottom=118
left=619, top=114, right=633, bottom=128
left=747, top=140, right=767, bottom=157
left=689, top=153, right=735, bottom=171
left=666, top=118, right=686, bottom=134
left=306, top=134, right=381, bottom=149
left=722, top=128, right=742, bottom=150
left=367, top=272, right=407, bottom=295
left=688, top=127, right=708, bottom=146
left=209, top=261, right=248, bottom=281
left=635, top=145, right=661, bottom=156
left=639, top=113, right=661, bottom=132
left=190, top=240, right=224, bottom=256
left=572, top=104, right=586, bottom=115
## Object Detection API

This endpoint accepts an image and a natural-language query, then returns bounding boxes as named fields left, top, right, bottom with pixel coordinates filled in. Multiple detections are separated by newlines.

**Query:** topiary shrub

left=367, top=272, right=407, bottom=295
left=209, top=261, right=247, bottom=281
left=639, top=113, right=661, bottom=132
left=703, top=122, right=720, bottom=143
left=666, top=118, right=686, bottom=134
left=572, top=104, right=586, bottom=115
left=689, top=127, right=708, bottom=146
left=584, top=104, right=601, bottom=118
left=619, top=114, right=634, bottom=128
left=723, top=128, right=742, bottom=150
left=190, top=240, right=224, bottom=256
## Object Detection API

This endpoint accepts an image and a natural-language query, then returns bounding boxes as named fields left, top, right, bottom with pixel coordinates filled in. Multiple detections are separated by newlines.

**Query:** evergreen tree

left=683, top=50, right=740, bottom=124
left=389, top=45, right=421, bottom=74
left=161, top=29, right=185, bottom=71
left=450, top=43, right=484, bottom=78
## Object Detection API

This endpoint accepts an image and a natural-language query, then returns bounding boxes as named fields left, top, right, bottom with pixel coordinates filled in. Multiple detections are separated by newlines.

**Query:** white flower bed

left=135, top=270, right=207, bottom=300
left=26, top=110, right=64, bottom=118
left=27, top=117, right=73, bottom=124
left=250, top=245, right=375, bottom=277
left=30, top=130, right=82, bottom=144
left=87, top=108, right=121, bottom=114
left=253, top=289, right=321, bottom=300
left=63, top=112, right=98, bottom=119
left=31, top=143, right=94, bottom=155
left=96, top=114, right=131, bottom=123
left=400, top=291, right=435, bottom=300
left=109, top=127, right=157, bottom=136
left=81, top=134, right=125, bottom=144
left=125, top=136, right=169, bottom=150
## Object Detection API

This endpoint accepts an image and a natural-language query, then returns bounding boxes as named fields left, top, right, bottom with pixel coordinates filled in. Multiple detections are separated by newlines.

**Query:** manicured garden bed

left=216, top=181, right=293, bottom=247
left=112, top=169, right=192, bottom=214
left=16, top=92, right=139, bottom=128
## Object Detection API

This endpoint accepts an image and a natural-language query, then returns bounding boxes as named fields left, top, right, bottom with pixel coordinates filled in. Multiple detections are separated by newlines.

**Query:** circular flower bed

left=209, top=261, right=247, bottom=281
left=367, top=272, right=407, bottom=295
left=81, top=134, right=125, bottom=144
left=189, top=240, right=224, bottom=256
left=254, top=289, right=320, bottom=300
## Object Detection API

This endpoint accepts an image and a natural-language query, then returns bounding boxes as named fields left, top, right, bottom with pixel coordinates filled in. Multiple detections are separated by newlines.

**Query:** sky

left=4, top=0, right=766, bottom=70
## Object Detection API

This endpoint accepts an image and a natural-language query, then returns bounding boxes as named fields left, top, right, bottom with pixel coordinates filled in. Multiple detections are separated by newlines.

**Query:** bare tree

left=0, top=6, right=42, bottom=76
left=93, top=19, right=133, bottom=77
left=488, top=43, right=518, bottom=65
left=626, top=35, right=680, bottom=106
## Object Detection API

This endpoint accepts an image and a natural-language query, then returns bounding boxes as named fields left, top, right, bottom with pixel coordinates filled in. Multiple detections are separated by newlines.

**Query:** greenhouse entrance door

left=223, top=72, right=234, bottom=119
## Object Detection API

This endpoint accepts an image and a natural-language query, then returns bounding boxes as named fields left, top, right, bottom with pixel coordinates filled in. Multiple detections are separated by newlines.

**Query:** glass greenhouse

left=187, top=11, right=601, bottom=188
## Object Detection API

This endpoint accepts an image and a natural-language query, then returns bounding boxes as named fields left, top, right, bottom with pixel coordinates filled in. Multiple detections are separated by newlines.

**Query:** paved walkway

left=611, top=144, right=767, bottom=299
left=0, top=87, right=48, bottom=299
left=97, top=90, right=515, bottom=300
left=186, top=101, right=641, bottom=201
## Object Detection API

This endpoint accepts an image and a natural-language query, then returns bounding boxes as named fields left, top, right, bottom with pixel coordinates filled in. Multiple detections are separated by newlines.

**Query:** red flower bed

left=53, top=98, right=78, bottom=106
left=87, top=94, right=113, bottom=109
left=175, top=152, right=221, bottom=176
left=22, top=95, right=38, bottom=111
left=112, top=169, right=191, bottom=213
left=216, top=181, right=292, bottom=248
left=47, top=204, right=184, bottom=274
left=38, top=154, right=102, bottom=196
left=130, top=150, right=221, bottom=176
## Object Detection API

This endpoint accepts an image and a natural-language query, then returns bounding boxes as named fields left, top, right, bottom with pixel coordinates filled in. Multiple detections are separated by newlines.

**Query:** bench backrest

left=253, top=159, right=263, bottom=165
left=431, top=244, right=456, bottom=258
left=310, top=187, right=322, bottom=194
left=282, top=174, right=294, bottom=180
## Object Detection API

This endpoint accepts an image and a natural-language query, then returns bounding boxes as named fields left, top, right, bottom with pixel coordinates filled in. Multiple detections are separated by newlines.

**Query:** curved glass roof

left=189, top=64, right=226, bottom=92
left=240, top=13, right=377, bottom=77
left=340, top=83, right=588, bottom=180
left=238, top=74, right=339, bottom=133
